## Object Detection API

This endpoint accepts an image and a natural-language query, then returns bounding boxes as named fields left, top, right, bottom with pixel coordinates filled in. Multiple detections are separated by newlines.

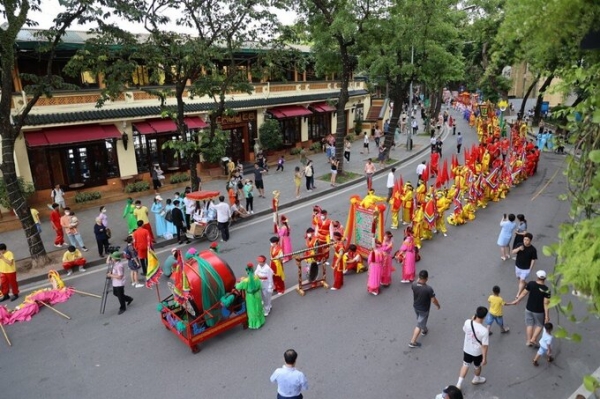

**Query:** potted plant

left=258, top=119, right=283, bottom=153
left=354, top=118, right=363, bottom=135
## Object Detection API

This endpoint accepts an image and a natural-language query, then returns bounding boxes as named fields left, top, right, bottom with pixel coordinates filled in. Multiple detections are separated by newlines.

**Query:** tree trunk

left=175, top=82, right=200, bottom=191
left=334, top=42, right=351, bottom=174
left=532, top=75, right=554, bottom=126
left=519, top=74, right=540, bottom=120
left=382, top=77, right=409, bottom=160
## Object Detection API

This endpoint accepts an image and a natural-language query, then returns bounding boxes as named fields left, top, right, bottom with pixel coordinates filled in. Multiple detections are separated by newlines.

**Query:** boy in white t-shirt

left=457, top=306, right=490, bottom=390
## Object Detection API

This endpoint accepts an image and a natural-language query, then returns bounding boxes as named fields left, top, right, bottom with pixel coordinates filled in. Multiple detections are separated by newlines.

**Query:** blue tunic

left=164, top=203, right=177, bottom=235
left=151, top=202, right=167, bottom=238
left=497, top=220, right=516, bottom=246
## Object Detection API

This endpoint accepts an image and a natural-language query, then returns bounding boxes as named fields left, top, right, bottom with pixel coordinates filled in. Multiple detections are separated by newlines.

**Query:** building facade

left=7, top=29, right=371, bottom=196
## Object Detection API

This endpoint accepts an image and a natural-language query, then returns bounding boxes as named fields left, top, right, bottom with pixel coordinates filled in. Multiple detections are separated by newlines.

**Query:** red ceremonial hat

left=246, top=262, right=254, bottom=269
left=210, top=242, right=218, bottom=248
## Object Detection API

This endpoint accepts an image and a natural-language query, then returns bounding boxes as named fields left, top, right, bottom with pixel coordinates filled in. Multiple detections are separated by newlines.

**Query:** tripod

left=100, top=259, right=113, bottom=314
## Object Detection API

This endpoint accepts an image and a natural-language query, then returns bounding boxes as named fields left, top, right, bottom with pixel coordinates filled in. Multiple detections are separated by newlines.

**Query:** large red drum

left=184, top=250, right=237, bottom=316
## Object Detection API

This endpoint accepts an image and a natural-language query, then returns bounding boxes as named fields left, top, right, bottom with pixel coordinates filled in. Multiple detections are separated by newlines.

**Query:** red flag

left=421, top=163, right=429, bottom=183
left=435, top=172, right=443, bottom=188
left=441, top=158, right=450, bottom=186
left=463, top=147, right=469, bottom=164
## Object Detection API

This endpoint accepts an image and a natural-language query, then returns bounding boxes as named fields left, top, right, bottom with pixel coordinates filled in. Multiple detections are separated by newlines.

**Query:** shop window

left=308, top=113, right=331, bottom=141
left=132, top=66, right=150, bottom=86
left=105, top=141, right=119, bottom=178
left=134, top=134, right=150, bottom=172
left=279, top=118, right=301, bottom=146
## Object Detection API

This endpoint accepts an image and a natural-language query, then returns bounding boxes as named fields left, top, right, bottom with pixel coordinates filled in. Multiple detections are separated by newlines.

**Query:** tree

left=0, top=0, right=116, bottom=267
left=297, top=0, right=379, bottom=173
left=359, top=0, right=464, bottom=158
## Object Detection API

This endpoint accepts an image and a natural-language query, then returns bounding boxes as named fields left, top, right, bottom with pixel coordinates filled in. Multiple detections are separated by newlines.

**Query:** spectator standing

left=330, top=158, right=339, bottom=187
left=62, top=208, right=88, bottom=251
left=171, top=200, right=190, bottom=245
left=214, top=195, right=232, bottom=242
left=512, top=214, right=528, bottom=252
left=409, top=270, right=441, bottom=348
left=364, top=158, right=376, bottom=192
left=411, top=117, right=418, bottom=136
left=294, top=167, right=302, bottom=198
left=150, top=165, right=160, bottom=191
left=497, top=214, right=516, bottom=261
left=374, top=126, right=382, bottom=147
left=304, top=161, right=315, bottom=192
left=50, top=203, right=64, bottom=247
left=93, top=217, right=110, bottom=258
left=276, top=155, right=285, bottom=172
left=243, top=180, right=255, bottom=214
left=164, top=198, right=177, bottom=238
left=361, top=132, right=370, bottom=155
left=0, top=243, right=19, bottom=302
left=344, top=137, right=352, bottom=162
left=183, top=188, right=195, bottom=228
left=29, top=207, right=41, bottom=233
left=98, top=205, right=108, bottom=228
left=51, top=184, right=66, bottom=209
left=106, top=252, right=133, bottom=315
left=270, top=349, right=309, bottom=399
left=456, top=306, right=490, bottom=389
left=253, top=163, right=268, bottom=198
left=123, top=236, right=144, bottom=287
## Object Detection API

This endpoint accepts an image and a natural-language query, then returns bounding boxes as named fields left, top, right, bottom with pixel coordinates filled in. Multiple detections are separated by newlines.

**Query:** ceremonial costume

left=235, top=263, right=265, bottom=329
left=342, top=245, right=365, bottom=274
left=380, top=233, right=394, bottom=287
left=122, top=198, right=137, bottom=234
left=277, top=216, right=293, bottom=262
left=270, top=237, right=285, bottom=294
left=367, top=243, right=385, bottom=295
left=398, top=234, right=416, bottom=282
left=390, top=188, right=403, bottom=229
left=50, top=206, right=64, bottom=246
left=331, top=235, right=345, bottom=290
left=401, top=184, right=414, bottom=224
left=255, top=257, right=274, bottom=316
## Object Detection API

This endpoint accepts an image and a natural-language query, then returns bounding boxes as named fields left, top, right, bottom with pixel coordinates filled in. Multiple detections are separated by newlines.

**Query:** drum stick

left=0, top=323, right=11, bottom=347
left=37, top=301, right=71, bottom=320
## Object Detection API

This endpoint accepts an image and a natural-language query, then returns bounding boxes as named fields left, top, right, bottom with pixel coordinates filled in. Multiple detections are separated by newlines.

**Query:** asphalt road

left=2, top=128, right=598, bottom=399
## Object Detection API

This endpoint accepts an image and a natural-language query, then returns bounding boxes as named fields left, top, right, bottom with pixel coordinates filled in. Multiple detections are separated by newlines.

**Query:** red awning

left=24, top=124, right=121, bottom=147
left=147, top=119, right=177, bottom=133
left=268, top=105, right=312, bottom=119
left=310, top=102, right=336, bottom=113
left=132, top=122, right=156, bottom=135
left=184, top=116, right=208, bottom=129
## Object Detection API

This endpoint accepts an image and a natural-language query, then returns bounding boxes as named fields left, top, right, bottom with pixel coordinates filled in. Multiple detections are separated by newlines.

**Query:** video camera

left=106, top=245, right=121, bottom=254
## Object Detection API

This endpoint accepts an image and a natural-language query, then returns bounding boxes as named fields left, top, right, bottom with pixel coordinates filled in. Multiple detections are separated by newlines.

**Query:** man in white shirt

left=386, top=167, right=396, bottom=202
left=213, top=195, right=232, bottom=242
left=270, top=349, right=309, bottom=399
left=255, top=255, right=274, bottom=316
left=457, top=306, right=489, bottom=390
left=183, top=188, right=195, bottom=227
left=416, top=161, right=427, bottom=182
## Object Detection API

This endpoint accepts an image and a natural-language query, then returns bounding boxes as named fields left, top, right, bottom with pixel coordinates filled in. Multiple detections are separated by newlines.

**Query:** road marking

left=567, top=365, right=600, bottom=399
left=531, top=158, right=564, bottom=201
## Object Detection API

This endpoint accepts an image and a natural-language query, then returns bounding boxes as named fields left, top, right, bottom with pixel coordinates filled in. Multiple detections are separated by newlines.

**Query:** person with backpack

left=163, top=198, right=176, bottom=239
left=124, top=236, right=144, bottom=288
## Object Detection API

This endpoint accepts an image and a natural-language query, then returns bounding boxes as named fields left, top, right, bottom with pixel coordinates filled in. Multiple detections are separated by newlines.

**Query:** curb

left=19, top=130, right=443, bottom=287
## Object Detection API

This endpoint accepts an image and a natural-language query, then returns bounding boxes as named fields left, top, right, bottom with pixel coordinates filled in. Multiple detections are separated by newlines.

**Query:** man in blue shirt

left=270, top=349, right=309, bottom=399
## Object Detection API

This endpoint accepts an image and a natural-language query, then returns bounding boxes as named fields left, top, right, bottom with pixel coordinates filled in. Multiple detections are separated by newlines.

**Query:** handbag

left=106, top=228, right=112, bottom=239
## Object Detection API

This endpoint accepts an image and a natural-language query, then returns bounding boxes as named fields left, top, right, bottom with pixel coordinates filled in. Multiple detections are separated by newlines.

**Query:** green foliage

left=198, top=129, right=228, bottom=164
left=169, top=173, right=191, bottom=184
left=289, top=147, right=302, bottom=156
left=124, top=181, right=150, bottom=193
left=74, top=191, right=102, bottom=203
left=259, top=119, right=283, bottom=151
left=310, top=142, right=322, bottom=152
left=354, top=120, right=362, bottom=135
left=0, top=178, right=35, bottom=210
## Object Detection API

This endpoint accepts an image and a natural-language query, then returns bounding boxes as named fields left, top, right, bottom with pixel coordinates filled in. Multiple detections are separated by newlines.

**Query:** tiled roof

left=23, top=90, right=368, bottom=126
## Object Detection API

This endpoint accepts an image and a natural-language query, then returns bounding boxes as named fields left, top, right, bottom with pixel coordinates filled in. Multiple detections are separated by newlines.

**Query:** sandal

left=533, top=360, right=539, bottom=367
left=501, top=328, right=510, bottom=333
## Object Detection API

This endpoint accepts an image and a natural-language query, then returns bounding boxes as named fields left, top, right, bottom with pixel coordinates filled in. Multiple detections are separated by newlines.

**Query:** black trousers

left=113, top=286, right=132, bottom=311
left=96, top=238, right=109, bottom=257
left=457, top=144, right=462, bottom=153
left=175, top=223, right=187, bottom=243
left=344, top=151, right=350, bottom=162
left=139, top=258, right=148, bottom=276
left=246, top=197, right=254, bottom=211
left=218, top=221, right=230, bottom=241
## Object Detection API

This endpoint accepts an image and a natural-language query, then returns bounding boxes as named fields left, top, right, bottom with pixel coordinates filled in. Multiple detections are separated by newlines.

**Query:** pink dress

left=400, top=236, right=416, bottom=282
left=278, top=225, right=293, bottom=262
left=367, top=248, right=384, bottom=295
left=380, top=239, right=394, bottom=286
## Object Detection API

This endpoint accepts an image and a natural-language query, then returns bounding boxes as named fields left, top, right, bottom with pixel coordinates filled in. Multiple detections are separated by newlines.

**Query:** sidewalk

left=10, top=110, right=463, bottom=284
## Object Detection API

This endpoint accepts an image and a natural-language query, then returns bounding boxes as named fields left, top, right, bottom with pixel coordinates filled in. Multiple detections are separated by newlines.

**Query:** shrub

left=0, top=177, right=35, bottom=210
left=124, top=181, right=150, bottom=193
left=290, top=147, right=302, bottom=155
left=75, top=191, right=102, bottom=203
left=310, top=142, right=322, bottom=152
left=259, top=119, right=283, bottom=151
left=170, top=173, right=191, bottom=184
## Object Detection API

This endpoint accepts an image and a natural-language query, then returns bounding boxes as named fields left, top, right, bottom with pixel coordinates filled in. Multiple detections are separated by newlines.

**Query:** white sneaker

left=80, top=267, right=87, bottom=272
left=67, top=270, right=73, bottom=276
left=131, top=282, right=135, bottom=287
left=135, top=283, right=144, bottom=288
left=307, top=189, right=312, bottom=192
left=472, top=376, right=486, bottom=385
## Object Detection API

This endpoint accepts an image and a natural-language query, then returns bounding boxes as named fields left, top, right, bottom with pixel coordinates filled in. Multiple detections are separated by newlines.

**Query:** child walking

left=486, top=285, right=510, bottom=335
left=294, top=166, right=302, bottom=198
left=276, top=155, right=285, bottom=171
left=533, top=322, right=554, bottom=366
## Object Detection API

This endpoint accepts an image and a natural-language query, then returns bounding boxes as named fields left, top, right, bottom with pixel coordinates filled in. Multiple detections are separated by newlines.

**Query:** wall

left=117, top=122, right=138, bottom=176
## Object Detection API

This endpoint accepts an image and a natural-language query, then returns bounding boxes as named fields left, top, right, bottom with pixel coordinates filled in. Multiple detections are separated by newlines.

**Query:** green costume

left=122, top=198, right=137, bottom=233
left=235, top=265, right=265, bottom=329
